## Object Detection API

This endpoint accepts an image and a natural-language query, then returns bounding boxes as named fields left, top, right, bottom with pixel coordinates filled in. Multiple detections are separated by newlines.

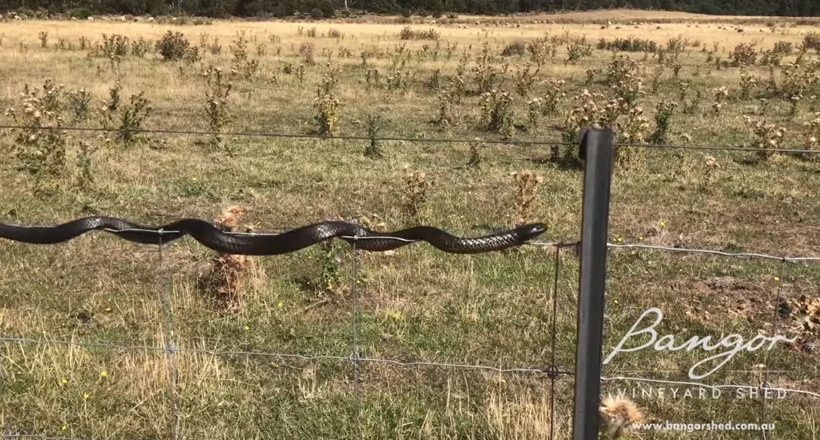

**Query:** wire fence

left=1, top=122, right=820, bottom=440
left=2, top=123, right=820, bottom=155
left=602, top=242, right=820, bottom=439
left=0, top=238, right=576, bottom=440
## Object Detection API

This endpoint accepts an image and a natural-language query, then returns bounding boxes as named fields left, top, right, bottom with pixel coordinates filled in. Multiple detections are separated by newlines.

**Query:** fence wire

left=157, top=235, right=182, bottom=440
left=6, top=233, right=818, bottom=438
left=0, top=234, right=573, bottom=440
left=2, top=122, right=820, bottom=439
left=604, top=239, right=820, bottom=440
left=349, top=238, right=363, bottom=440
left=2, top=123, right=820, bottom=155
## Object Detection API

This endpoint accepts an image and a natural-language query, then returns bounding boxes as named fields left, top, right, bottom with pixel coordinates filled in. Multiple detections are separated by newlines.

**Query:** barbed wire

left=2, top=124, right=819, bottom=155
left=613, top=141, right=820, bottom=155
left=607, top=242, right=820, bottom=262
left=0, top=334, right=573, bottom=375
left=0, top=124, right=571, bottom=147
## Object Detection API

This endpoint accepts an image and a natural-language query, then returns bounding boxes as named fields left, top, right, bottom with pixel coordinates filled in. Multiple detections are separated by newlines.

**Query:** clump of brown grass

left=201, top=205, right=259, bottom=311
left=599, top=394, right=645, bottom=439
left=401, top=165, right=433, bottom=224
left=511, top=170, right=544, bottom=226
left=784, top=294, right=820, bottom=353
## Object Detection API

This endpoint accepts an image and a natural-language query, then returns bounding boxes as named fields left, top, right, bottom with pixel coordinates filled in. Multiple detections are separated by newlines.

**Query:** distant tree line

left=4, top=0, right=819, bottom=19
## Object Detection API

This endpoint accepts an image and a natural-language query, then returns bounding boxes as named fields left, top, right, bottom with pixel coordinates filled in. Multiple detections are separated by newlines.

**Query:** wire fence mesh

left=1, top=123, right=819, bottom=440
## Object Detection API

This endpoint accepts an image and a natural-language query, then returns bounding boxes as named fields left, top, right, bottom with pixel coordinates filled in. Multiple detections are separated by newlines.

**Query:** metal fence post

left=571, top=127, right=614, bottom=440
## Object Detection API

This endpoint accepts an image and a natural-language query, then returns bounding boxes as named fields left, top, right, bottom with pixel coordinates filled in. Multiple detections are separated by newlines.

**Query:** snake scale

left=0, top=216, right=547, bottom=255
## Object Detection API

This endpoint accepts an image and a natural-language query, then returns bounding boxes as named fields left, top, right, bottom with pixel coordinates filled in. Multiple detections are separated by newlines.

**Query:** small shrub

left=649, top=101, right=677, bottom=144
left=66, top=89, right=91, bottom=121
left=74, top=141, right=97, bottom=192
left=739, top=69, right=757, bottom=100
left=712, top=87, right=729, bottom=115
left=526, top=36, right=555, bottom=66
left=386, top=70, right=413, bottom=93
left=511, top=170, right=544, bottom=226
left=435, top=88, right=461, bottom=129
left=565, top=42, right=592, bottom=65
left=363, top=113, right=383, bottom=159
left=398, top=26, right=440, bottom=41
left=597, top=37, right=658, bottom=53
left=117, top=92, right=152, bottom=146
left=650, top=65, right=664, bottom=93
left=131, top=37, right=152, bottom=57
left=401, top=166, right=433, bottom=224
left=203, top=66, right=232, bottom=153
left=93, top=34, right=129, bottom=58
left=666, top=36, right=686, bottom=61
left=4, top=80, right=68, bottom=196
left=501, top=41, right=527, bottom=57
left=682, top=89, right=702, bottom=115
left=803, top=32, right=820, bottom=52
left=314, top=91, right=341, bottom=136
left=760, top=50, right=784, bottom=67
left=605, top=55, right=640, bottom=86
left=514, top=61, right=540, bottom=97
left=467, top=141, right=483, bottom=168
left=773, top=40, right=794, bottom=55
left=210, top=37, right=222, bottom=54
left=156, top=31, right=192, bottom=61
left=730, top=42, right=757, bottom=67
left=744, top=116, right=786, bottom=160
left=230, top=31, right=258, bottom=79
left=299, top=42, right=315, bottom=64
left=526, top=97, right=543, bottom=130
left=479, top=89, right=515, bottom=139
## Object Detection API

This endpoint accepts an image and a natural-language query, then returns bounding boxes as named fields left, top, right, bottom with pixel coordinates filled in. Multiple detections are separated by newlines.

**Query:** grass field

left=1, top=9, right=819, bottom=440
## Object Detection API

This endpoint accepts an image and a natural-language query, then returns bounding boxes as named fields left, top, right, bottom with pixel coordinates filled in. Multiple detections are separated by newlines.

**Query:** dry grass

left=0, top=10, right=819, bottom=440
left=599, top=395, right=645, bottom=438
left=198, top=205, right=259, bottom=311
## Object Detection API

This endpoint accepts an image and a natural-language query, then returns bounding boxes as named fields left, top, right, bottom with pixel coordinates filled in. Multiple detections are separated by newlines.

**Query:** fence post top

left=579, top=126, right=615, bottom=161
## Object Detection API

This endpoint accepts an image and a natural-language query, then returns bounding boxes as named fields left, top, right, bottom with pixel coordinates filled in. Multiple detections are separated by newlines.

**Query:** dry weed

left=200, top=205, right=260, bottom=311
left=599, top=394, right=645, bottom=438
left=511, top=170, right=544, bottom=226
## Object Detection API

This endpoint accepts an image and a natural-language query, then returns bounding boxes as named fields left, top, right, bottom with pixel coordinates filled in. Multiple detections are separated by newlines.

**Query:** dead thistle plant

left=201, top=205, right=260, bottom=312
left=599, top=394, right=645, bottom=439
left=511, top=170, right=544, bottom=225
left=401, top=166, right=433, bottom=224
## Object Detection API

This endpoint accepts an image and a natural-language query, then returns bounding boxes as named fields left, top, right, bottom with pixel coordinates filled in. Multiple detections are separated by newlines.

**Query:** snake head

left=516, top=223, right=547, bottom=240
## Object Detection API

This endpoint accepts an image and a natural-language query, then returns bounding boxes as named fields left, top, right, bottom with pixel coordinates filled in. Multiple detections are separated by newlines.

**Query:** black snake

left=0, top=216, right=547, bottom=255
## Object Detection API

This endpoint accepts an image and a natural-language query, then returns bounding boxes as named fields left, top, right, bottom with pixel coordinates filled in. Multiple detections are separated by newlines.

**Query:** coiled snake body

left=0, top=216, right=547, bottom=255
